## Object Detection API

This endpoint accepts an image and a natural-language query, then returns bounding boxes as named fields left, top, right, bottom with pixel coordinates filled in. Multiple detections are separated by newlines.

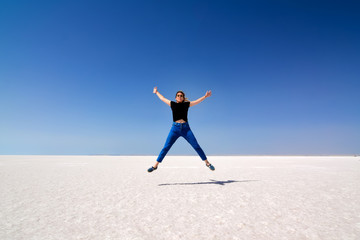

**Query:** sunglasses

left=176, top=94, right=184, bottom=97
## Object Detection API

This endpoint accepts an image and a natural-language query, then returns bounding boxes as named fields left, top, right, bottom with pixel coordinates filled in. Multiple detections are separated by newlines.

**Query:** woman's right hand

left=153, top=87, right=170, bottom=106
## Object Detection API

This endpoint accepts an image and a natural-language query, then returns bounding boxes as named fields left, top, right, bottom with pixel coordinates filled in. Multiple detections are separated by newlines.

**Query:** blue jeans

left=156, top=122, right=207, bottom=163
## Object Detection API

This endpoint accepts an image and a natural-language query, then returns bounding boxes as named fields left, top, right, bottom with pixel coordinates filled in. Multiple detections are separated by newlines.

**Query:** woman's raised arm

left=153, top=87, right=171, bottom=106
left=190, top=90, right=212, bottom=107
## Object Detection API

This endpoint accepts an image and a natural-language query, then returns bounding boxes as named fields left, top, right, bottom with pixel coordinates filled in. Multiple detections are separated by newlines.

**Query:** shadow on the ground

left=158, top=179, right=258, bottom=186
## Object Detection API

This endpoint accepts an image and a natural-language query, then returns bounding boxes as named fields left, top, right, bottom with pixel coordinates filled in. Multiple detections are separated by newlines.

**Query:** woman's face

left=176, top=93, right=184, bottom=103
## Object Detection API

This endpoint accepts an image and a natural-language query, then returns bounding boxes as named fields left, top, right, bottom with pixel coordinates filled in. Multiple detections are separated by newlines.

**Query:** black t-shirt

left=171, top=101, right=190, bottom=122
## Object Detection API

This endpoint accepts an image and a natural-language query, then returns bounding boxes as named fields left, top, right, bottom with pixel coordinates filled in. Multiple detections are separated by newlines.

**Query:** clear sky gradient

left=1, top=0, right=359, bottom=155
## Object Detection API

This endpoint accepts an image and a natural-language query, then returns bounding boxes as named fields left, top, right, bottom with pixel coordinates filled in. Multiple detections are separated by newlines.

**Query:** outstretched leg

left=183, top=126, right=215, bottom=171
left=148, top=127, right=180, bottom=172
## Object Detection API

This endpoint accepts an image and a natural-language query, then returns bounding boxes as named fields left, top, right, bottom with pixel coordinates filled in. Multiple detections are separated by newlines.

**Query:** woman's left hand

left=205, top=90, right=212, bottom=98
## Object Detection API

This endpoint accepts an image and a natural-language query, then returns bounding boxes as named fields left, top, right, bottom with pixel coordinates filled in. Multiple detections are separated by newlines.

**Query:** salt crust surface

left=1, top=155, right=359, bottom=240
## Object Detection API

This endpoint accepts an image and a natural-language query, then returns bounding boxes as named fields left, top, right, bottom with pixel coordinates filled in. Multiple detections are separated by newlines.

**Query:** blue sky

left=1, top=0, right=359, bottom=155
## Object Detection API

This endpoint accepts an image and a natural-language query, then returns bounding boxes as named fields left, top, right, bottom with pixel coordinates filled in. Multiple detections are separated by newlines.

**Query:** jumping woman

left=148, top=87, right=215, bottom=172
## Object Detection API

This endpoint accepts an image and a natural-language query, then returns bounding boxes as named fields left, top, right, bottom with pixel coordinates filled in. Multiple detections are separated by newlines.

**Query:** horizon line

left=0, top=154, right=359, bottom=157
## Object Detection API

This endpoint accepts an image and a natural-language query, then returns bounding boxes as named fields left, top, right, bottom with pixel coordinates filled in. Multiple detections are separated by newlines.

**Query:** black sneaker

left=147, top=166, right=157, bottom=173
left=206, top=164, right=215, bottom=171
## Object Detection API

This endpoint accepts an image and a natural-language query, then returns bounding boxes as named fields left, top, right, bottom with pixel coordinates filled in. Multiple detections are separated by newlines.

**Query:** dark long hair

left=175, top=90, right=189, bottom=103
